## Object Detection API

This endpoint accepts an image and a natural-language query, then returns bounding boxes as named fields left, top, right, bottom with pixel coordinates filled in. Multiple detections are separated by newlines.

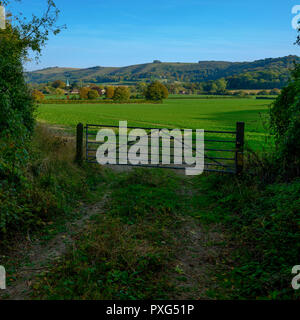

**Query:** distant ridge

left=26, top=55, right=300, bottom=89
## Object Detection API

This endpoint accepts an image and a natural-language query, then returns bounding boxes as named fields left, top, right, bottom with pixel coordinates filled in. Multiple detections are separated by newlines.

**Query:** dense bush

left=0, top=125, right=102, bottom=235
left=79, top=87, right=90, bottom=99
left=270, top=64, right=300, bottom=176
left=144, top=81, right=169, bottom=101
left=105, top=86, right=115, bottom=99
left=113, top=86, right=130, bottom=101
left=0, top=0, right=62, bottom=234
left=87, top=89, right=99, bottom=100
left=0, top=26, right=36, bottom=137
left=32, top=89, right=45, bottom=102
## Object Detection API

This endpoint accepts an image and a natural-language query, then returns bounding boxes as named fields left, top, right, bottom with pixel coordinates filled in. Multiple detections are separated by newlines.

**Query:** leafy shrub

left=55, top=88, right=65, bottom=96
left=113, top=86, right=130, bottom=101
left=0, top=26, right=36, bottom=137
left=87, top=89, right=99, bottom=100
left=270, top=64, right=300, bottom=177
left=105, top=86, right=115, bottom=99
left=0, top=125, right=103, bottom=236
left=32, top=89, right=45, bottom=102
left=144, top=81, right=169, bottom=101
left=79, top=87, right=90, bottom=100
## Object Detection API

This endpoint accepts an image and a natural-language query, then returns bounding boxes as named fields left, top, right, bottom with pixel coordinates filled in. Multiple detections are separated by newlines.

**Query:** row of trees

left=32, top=81, right=169, bottom=102
left=33, top=77, right=282, bottom=102
left=79, top=81, right=169, bottom=101
left=165, top=80, right=281, bottom=95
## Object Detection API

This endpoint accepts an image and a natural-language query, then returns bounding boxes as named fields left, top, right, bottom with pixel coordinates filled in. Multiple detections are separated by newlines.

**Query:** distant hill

left=26, top=55, right=300, bottom=89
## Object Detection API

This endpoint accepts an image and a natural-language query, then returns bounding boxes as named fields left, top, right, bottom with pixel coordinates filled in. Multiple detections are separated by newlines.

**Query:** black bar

left=85, top=161, right=235, bottom=173
left=86, top=124, right=236, bottom=134
left=235, top=122, right=245, bottom=175
left=75, top=123, right=84, bottom=164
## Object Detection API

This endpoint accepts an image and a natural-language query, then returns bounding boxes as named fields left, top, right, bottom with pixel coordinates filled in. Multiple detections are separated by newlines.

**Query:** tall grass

left=0, top=124, right=102, bottom=238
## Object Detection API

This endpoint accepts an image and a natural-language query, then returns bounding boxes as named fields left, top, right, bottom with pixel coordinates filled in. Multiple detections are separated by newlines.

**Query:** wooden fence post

left=235, top=122, right=245, bottom=174
left=76, top=123, right=84, bottom=164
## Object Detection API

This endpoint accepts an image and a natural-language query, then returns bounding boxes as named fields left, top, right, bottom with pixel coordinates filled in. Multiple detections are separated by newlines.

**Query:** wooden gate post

left=235, top=122, right=245, bottom=174
left=76, top=123, right=84, bottom=164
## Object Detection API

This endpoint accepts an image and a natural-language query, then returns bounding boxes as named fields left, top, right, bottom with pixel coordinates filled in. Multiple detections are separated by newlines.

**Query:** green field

left=37, top=98, right=273, bottom=150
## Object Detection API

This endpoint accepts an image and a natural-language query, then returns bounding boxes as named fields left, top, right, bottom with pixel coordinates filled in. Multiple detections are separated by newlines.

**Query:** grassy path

left=0, top=195, right=109, bottom=300
left=0, top=167, right=227, bottom=300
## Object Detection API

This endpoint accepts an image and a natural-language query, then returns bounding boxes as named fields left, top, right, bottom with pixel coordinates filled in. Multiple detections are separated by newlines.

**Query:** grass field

left=37, top=98, right=273, bottom=150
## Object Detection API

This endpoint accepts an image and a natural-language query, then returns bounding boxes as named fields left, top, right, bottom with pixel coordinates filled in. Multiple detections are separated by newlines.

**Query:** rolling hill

left=26, top=55, right=300, bottom=89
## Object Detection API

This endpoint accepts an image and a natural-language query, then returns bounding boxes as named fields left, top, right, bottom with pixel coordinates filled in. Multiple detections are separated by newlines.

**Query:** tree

left=52, top=80, right=66, bottom=89
left=105, top=86, right=115, bottom=99
left=270, top=65, right=300, bottom=176
left=32, top=89, right=45, bottom=102
left=113, top=86, right=130, bottom=101
left=136, top=82, right=147, bottom=94
left=55, top=88, right=65, bottom=96
left=42, top=86, right=52, bottom=94
left=90, top=85, right=103, bottom=96
left=70, top=82, right=79, bottom=90
left=215, top=78, right=228, bottom=94
left=0, top=1, right=62, bottom=231
left=88, top=89, right=99, bottom=100
left=144, top=81, right=169, bottom=101
left=0, top=0, right=62, bottom=137
left=79, top=87, right=90, bottom=99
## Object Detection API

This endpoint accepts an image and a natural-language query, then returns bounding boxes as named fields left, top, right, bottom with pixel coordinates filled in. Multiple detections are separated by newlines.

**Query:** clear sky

left=6, top=0, right=300, bottom=70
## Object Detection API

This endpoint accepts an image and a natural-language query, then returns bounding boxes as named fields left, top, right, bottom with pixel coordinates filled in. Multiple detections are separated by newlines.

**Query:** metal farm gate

left=76, top=122, right=245, bottom=175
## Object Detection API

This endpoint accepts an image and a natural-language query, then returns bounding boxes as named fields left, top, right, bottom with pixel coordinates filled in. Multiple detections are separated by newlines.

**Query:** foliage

left=192, top=174, right=300, bottom=300
left=0, top=125, right=103, bottom=235
left=0, top=26, right=35, bottom=136
left=270, top=64, right=300, bottom=176
left=87, top=89, right=99, bottom=100
left=105, top=86, right=115, bottom=99
left=79, top=87, right=89, bottom=100
left=54, top=88, right=64, bottom=95
left=113, top=86, right=130, bottom=101
left=0, top=0, right=62, bottom=234
left=2, top=0, right=63, bottom=58
left=52, top=80, right=66, bottom=89
left=42, top=86, right=53, bottom=94
left=90, top=85, right=103, bottom=96
left=32, top=89, right=45, bottom=102
left=144, top=81, right=169, bottom=101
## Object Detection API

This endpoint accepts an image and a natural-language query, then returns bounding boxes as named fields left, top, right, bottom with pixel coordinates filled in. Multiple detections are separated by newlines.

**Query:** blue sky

left=6, top=0, right=300, bottom=70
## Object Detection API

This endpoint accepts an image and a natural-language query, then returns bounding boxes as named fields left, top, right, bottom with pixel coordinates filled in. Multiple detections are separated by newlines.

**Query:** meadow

left=37, top=97, right=273, bottom=150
